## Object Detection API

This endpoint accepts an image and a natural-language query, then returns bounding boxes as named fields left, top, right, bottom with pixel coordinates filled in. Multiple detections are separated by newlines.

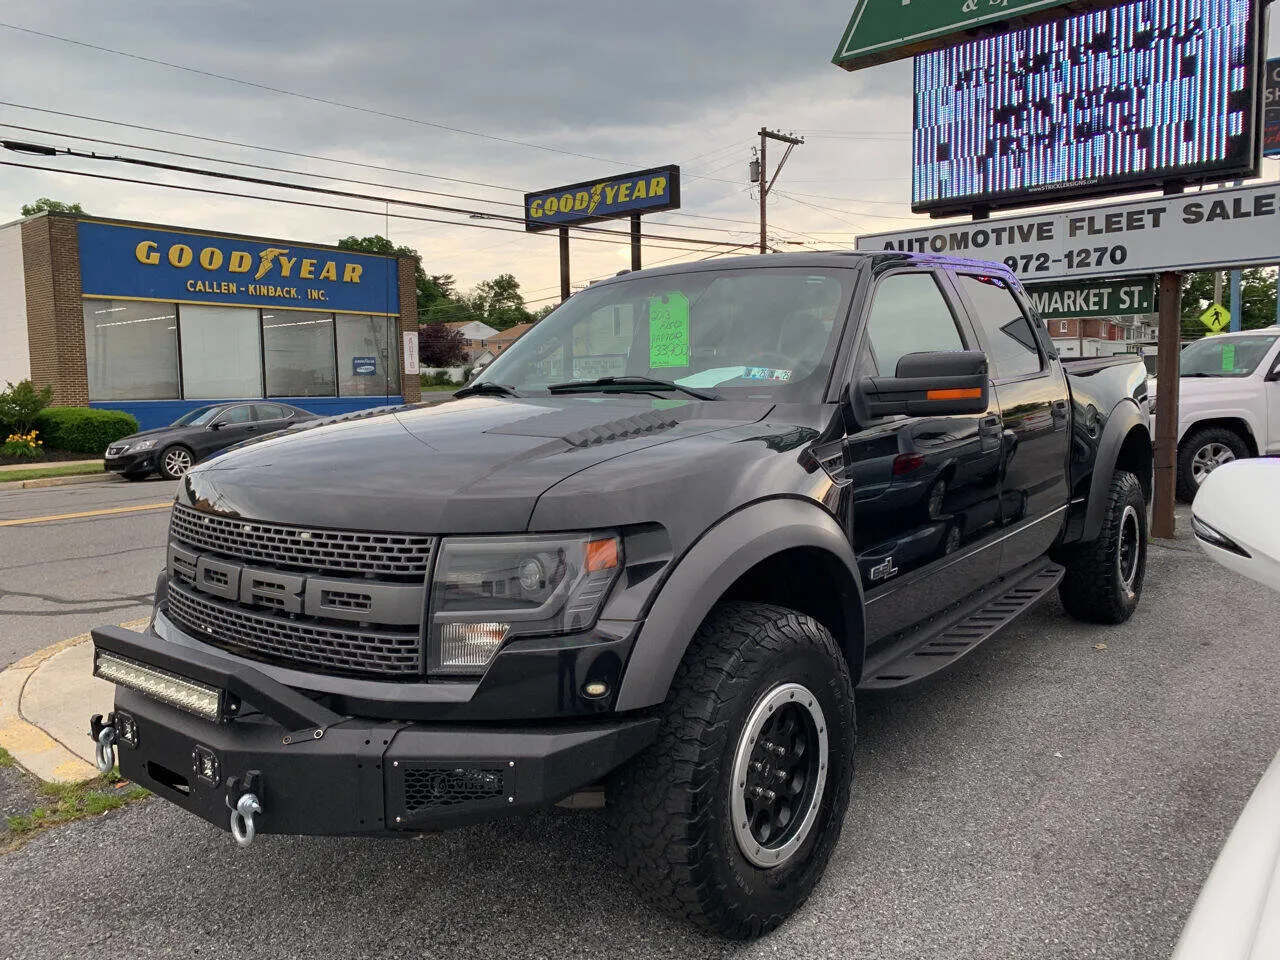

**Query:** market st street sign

left=831, top=0, right=1103, bottom=70
left=856, top=183, right=1280, bottom=282
left=1026, top=278, right=1154, bottom=320
left=524, top=166, right=680, bottom=231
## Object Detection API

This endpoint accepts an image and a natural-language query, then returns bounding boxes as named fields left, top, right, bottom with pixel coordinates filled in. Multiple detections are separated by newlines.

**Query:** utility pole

left=752, top=128, right=804, bottom=254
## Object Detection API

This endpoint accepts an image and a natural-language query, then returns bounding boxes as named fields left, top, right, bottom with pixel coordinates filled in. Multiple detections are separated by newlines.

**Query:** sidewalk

left=0, top=621, right=146, bottom=783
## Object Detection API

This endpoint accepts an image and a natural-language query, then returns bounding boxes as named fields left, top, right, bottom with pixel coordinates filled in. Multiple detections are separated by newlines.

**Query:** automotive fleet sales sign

left=524, top=165, right=680, bottom=231
left=856, top=183, right=1280, bottom=281
left=77, top=220, right=400, bottom=314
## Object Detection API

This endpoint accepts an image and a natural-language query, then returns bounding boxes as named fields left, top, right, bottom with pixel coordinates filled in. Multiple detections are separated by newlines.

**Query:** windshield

left=172, top=405, right=221, bottom=426
left=1179, top=334, right=1279, bottom=378
left=475, top=266, right=855, bottom=401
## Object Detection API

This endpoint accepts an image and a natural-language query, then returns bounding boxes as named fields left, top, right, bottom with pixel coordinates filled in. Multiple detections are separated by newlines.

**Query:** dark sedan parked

left=104, top=402, right=317, bottom=480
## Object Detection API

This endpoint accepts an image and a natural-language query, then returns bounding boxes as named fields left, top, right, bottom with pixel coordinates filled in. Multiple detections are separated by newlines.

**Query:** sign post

left=1152, top=273, right=1182, bottom=539
left=525, top=166, right=680, bottom=302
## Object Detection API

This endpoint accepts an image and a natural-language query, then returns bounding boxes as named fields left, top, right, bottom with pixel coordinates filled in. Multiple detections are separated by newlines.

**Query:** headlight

left=428, top=532, right=623, bottom=675
left=130, top=438, right=158, bottom=451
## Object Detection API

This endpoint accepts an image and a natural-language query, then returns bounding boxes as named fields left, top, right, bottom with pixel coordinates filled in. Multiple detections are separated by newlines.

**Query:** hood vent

left=562, top=410, right=682, bottom=448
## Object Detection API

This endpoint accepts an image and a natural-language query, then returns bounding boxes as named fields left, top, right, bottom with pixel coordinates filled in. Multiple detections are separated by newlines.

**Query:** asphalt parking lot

left=2, top=484, right=1279, bottom=959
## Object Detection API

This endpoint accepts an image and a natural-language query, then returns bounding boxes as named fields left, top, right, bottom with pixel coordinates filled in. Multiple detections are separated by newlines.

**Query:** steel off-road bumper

left=89, top=625, right=657, bottom=841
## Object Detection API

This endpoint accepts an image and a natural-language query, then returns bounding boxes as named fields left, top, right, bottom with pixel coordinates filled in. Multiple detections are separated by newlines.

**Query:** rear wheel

left=1177, top=427, right=1249, bottom=502
left=1058, top=470, right=1146, bottom=624
left=608, top=602, right=854, bottom=938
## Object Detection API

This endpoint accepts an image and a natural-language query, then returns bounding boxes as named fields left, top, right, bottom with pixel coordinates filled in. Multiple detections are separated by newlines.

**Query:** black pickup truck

left=90, top=252, right=1151, bottom=938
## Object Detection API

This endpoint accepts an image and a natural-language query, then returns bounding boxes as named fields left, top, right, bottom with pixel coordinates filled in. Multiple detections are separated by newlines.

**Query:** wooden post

left=1151, top=271, right=1181, bottom=539
left=559, top=227, right=570, bottom=303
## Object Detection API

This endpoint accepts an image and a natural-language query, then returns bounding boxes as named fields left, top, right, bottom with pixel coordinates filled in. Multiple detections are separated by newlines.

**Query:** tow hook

left=89, top=713, right=116, bottom=774
left=225, top=771, right=264, bottom=847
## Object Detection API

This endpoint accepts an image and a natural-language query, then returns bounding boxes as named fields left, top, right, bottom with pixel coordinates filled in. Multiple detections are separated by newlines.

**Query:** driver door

left=844, top=269, right=1006, bottom=644
left=203, top=404, right=257, bottom=454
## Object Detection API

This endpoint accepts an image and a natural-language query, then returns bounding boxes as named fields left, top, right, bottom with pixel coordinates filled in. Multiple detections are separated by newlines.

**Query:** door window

left=214, top=405, right=253, bottom=426
left=253, top=403, right=292, bottom=421
left=958, top=275, right=1043, bottom=380
left=863, top=273, right=965, bottom=376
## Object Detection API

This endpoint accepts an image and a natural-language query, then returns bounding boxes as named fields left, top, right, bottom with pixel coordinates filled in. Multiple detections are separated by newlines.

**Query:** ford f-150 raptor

left=90, top=252, right=1152, bottom=938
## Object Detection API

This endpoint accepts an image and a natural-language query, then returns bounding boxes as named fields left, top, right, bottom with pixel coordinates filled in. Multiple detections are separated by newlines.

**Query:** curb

left=0, top=473, right=120, bottom=491
left=0, top=620, right=148, bottom=783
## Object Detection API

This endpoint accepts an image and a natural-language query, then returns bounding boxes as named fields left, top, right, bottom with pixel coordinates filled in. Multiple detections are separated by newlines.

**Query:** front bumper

left=91, top=625, right=657, bottom=837
left=104, top=450, right=156, bottom=474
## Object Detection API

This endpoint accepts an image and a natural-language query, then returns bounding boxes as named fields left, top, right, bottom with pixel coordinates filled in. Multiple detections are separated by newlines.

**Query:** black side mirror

left=208, top=421, right=224, bottom=431
left=856, top=350, right=990, bottom=418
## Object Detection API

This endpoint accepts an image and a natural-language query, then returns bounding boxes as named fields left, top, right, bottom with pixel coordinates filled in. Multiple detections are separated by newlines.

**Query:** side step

left=858, top=560, right=1064, bottom=691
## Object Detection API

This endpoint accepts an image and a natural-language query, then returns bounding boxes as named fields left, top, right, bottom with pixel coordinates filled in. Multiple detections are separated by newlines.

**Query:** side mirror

left=856, top=350, right=990, bottom=418
left=208, top=421, right=224, bottom=431
left=1192, top=459, right=1280, bottom=594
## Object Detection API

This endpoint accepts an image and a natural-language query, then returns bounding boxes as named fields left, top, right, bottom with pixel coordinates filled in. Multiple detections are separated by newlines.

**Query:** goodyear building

left=0, top=213, right=421, bottom=429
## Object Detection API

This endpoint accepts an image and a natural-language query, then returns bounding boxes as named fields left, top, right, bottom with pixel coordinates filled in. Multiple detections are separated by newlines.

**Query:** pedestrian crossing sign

left=1200, top=304, right=1230, bottom=333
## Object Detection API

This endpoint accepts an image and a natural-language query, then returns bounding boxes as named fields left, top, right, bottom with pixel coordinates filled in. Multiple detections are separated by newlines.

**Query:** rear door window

left=958, top=275, right=1043, bottom=380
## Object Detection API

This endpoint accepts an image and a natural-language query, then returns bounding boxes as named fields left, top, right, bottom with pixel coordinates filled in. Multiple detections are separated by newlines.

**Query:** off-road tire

left=1058, top=470, right=1146, bottom=624
left=158, top=444, right=195, bottom=480
left=607, top=602, right=855, bottom=939
left=1176, top=427, right=1249, bottom=503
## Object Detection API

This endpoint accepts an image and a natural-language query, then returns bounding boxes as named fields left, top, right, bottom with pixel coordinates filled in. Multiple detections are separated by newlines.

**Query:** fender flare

left=1178, top=410, right=1263, bottom=450
left=1082, top=398, right=1149, bottom=542
left=613, top=498, right=865, bottom=712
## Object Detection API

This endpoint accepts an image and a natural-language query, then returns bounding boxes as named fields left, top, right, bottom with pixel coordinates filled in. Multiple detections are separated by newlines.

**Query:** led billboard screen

left=912, top=0, right=1261, bottom=215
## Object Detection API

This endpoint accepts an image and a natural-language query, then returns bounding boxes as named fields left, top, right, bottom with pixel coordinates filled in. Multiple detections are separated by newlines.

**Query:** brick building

left=0, top=213, right=421, bottom=429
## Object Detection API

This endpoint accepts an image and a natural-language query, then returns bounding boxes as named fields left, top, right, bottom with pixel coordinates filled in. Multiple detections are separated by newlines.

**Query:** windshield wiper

left=546, top=376, right=718, bottom=401
left=454, top=381, right=522, bottom=398
left=1181, top=372, right=1222, bottom=378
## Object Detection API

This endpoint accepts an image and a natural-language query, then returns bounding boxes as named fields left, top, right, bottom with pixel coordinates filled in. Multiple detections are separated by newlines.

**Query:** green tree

left=1180, top=268, right=1279, bottom=339
left=472, top=273, right=533, bottom=331
left=336, top=235, right=455, bottom=320
left=21, top=198, right=85, bottom=217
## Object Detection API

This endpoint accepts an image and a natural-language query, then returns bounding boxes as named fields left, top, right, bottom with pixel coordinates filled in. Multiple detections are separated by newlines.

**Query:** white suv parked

left=1151, top=327, right=1280, bottom=501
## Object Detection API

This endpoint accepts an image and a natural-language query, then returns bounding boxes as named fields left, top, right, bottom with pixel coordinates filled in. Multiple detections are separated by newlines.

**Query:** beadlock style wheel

left=729, top=682, right=828, bottom=869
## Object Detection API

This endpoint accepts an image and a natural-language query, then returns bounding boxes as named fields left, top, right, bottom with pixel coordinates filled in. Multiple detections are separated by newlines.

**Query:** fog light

left=94, top=652, right=223, bottom=721
left=191, top=745, right=220, bottom=786
left=582, top=681, right=609, bottom=698
left=438, top=622, right=510, bottom=670
left=114, top=711, right=139, bottom=747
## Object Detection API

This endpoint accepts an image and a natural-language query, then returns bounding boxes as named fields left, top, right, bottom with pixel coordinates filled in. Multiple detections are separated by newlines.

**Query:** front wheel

left=607, top=602, right=854, bottom=938
left=158, top=444, right=195, bottom=480
left=1177, top=427, right=1249, bottom=502
left=1058, top=469, right=1147, bottom=624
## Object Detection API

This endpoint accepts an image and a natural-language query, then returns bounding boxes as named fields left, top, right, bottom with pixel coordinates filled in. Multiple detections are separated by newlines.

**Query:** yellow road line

left=0, top=502, right=171, bottom=527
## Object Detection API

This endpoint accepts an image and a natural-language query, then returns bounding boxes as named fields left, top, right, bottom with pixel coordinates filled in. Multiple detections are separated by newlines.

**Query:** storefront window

left=262, top=311, right=336, bottom=397
left=178, top=305, right=263, bottom=399
left=335, top=314, right=400, bottom=397
left=83, top=300, right=180, bottom=401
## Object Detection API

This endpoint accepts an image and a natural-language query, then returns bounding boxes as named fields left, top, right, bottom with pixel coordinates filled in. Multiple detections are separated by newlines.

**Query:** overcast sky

left=1, top=2, right=1277, bottom=306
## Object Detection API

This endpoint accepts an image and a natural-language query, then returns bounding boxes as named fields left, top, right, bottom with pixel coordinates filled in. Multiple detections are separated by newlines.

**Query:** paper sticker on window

left=573, top=355, right=626, bottom=379
left=648, top=292, right=690, bottom=369
left=1221, top=344, right=1235, bottom=372
left=743, top=367, right=792, bottom=381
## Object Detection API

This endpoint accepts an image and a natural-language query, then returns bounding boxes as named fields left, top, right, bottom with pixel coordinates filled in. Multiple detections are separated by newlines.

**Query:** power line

left=0, top=21, right=642, bottom=169
left=0, top=159, right=749, bottom=258
left=3, top=140, right=753, bottom=250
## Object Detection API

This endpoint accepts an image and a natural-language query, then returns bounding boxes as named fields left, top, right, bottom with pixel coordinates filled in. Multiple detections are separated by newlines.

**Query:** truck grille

left=166, top=504, right=432, bottom=677
left=166, top=580, right=423, bottom=677
left=169, top=503, right=435, bottom=577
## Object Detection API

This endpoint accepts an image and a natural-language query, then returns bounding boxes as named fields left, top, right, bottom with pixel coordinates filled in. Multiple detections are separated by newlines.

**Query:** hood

left=115, top=424, right=188, bottom=444
left=1168, top=374, right=1265, bottom=421
left=178, top=395, right=773, bottom=533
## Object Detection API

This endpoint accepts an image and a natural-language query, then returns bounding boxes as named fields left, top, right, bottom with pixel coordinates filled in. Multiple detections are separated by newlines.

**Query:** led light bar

left=94, top=651, right=223, bottom=721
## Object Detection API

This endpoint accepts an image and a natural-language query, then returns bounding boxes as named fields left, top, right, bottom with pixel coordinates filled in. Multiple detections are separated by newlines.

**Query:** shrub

left=2, top=430, right=45, bottom=459
left=34, top=407, right=139, bottom=455
left=0, top=380, right=53, bottom=433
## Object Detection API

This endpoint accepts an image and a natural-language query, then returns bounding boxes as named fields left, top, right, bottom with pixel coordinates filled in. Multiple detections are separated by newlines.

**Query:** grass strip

left=3, top=770, right=148, bottom=852
left=0, top=463, right=105, bottom=483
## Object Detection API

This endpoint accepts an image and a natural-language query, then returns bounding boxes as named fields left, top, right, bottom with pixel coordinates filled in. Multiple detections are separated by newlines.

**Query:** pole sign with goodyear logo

left=524, top=165, right=680, bottom=231
left=77, top=220, right=400, bottom=315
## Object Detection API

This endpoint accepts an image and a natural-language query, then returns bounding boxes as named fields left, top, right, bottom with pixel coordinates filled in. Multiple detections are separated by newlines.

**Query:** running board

left=858, top=560, right=1064, bottom=691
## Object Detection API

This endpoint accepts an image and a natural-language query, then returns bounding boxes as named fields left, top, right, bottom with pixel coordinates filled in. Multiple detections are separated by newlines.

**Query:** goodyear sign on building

left=76, top=220, right=400, bottom=314
left=524, top=165, right=680, bottom=231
